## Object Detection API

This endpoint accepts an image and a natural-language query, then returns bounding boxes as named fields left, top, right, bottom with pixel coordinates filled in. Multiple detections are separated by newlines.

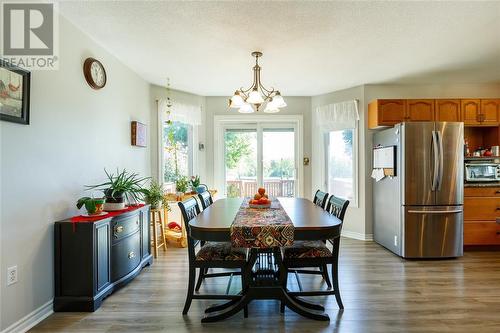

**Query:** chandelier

left=229, top=51, right=286, bottom=113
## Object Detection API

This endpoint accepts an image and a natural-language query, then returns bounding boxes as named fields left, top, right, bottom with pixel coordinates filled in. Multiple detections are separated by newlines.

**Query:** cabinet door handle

left=495, top=191, right=500, bottom=194
left=496, top=208, right=500, bottom=211
left=115, top=225, right=124, bottom=233
left=128, top=251, right=135, bottom=259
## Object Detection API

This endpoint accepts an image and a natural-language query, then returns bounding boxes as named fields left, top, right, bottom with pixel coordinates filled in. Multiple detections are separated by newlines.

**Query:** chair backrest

left=198, top=191, right=213, bottom=210
left=325, top=195, right=350, bottom=222
left=178, top=197, right=201, bottom=262
left=313, top=190, right=329, bottom=209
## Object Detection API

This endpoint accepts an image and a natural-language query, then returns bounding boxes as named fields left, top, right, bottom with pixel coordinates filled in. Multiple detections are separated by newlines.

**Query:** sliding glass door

left=224, top=124, right=297, bottom=198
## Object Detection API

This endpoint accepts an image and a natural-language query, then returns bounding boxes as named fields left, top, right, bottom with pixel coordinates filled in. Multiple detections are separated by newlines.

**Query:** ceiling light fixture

left=229, top=51, right=286, bottom=113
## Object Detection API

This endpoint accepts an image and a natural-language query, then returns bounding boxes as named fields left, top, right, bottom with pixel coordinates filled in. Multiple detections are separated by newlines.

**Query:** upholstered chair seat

left=282, top=240, right=332, bottom=259
left=196, top=242, right=247, bottom=261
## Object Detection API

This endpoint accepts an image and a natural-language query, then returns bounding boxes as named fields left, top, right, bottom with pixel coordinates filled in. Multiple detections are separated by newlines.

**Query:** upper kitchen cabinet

left=405, top=99, right=435, bottom=122
left=435, top=99, right=461, bottom=122
left=368, top=99, right=406, bottom=129
left=461, top=99, right=481, bottom=125
left=480, top=99, right=500, bottom=125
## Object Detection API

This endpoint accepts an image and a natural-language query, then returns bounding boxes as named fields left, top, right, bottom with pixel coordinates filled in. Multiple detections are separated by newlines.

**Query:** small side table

left=150, top=209, right=167, bottom=258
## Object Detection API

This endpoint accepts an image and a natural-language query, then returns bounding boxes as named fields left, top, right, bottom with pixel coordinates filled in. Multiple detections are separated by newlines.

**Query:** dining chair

left=281, top=195, right=350, bottom=310
left=313, top=190, right=329, bottom=209
left=198, top=190, right=213, bottom=210
left=178, top=197, right=249, bottom=315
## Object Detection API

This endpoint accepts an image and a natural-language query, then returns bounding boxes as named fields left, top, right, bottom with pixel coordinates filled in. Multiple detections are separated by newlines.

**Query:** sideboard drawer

left=112, top=213, right=140, bottom=242
left=111, top=231, right=141, bottom=281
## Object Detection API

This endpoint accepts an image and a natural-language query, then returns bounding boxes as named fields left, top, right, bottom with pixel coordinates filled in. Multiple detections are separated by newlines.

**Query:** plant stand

left=150, top=209, right=167, bottom=258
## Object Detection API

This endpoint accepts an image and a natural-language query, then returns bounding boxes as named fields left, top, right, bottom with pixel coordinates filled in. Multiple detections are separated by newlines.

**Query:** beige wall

left=203, top=96, right=313, bottom=198
left=0, top=16, right=151, bottom=331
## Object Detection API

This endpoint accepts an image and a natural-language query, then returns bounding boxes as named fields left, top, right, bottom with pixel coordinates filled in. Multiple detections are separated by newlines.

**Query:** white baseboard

left=341, top=230, right=373, bottom=241
left=1, top=300, right=53, bottom=333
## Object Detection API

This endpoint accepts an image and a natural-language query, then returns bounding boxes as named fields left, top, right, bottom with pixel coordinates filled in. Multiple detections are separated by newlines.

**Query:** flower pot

left=85, top=198, right=105, bottom=215
left=103, top=202, right=126, bottom=211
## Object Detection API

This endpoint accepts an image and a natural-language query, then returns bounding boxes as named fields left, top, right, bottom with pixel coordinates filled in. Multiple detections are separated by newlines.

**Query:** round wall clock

left=83, top=57, right=107, bottom=89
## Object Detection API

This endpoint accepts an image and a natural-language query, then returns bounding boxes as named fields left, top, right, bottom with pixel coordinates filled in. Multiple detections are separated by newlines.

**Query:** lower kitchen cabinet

left=464, top=187, right=500, bottom=246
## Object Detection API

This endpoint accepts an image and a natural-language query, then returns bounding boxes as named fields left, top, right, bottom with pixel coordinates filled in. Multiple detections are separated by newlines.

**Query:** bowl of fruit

left=249, top=187, right=271, bottom=208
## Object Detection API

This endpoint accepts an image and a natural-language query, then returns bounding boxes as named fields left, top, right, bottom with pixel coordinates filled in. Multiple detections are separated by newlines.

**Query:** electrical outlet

left=394, top=235, right=398, bottom=247
left=7, top=266, right=18, bottom=286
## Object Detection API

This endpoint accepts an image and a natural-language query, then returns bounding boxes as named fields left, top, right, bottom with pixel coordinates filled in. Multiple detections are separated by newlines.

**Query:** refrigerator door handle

left=408, top=209, right=463, bottom=214
left=431, top=131, right=439, bottom=191
left=437, top=131, right=444, bottom=191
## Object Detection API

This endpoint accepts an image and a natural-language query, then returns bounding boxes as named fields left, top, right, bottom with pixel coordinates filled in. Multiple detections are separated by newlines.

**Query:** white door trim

left=214, top=115, right=304, bottom=197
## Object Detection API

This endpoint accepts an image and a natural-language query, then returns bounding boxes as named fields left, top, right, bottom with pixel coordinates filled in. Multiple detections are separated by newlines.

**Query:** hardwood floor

left=31, top=238, right=500, bottom=333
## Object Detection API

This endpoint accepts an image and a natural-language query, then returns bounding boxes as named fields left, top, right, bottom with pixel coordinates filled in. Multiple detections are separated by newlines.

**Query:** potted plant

left=76, top=197, right=105, bottom=216
left=190, top=175, right=206, bottom=194
left=175, top=176, right=189, bottom=197
left=142, top=180, right=164, bottom=210
left=87, top=169, right=149, bottom=211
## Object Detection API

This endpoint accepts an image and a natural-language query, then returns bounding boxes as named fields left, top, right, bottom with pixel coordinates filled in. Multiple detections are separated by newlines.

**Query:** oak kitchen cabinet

left=480, top=99, right=500, bottom=125
left=369, top=98, right=500, bottom=129
left=435, top=99, right=461, bottom=122
left=405, top=99, right=435, bottom=122
left=368, top=99, right=406, bottom=128
left=463, top=187, right=500, bottom=246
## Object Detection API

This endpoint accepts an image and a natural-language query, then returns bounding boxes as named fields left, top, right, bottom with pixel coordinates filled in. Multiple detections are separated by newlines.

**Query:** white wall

left=0, top=16, right=151, bottom=331
left=311, top=86, right=368, bottom=238
left=203, top=96, right=313, bottom=198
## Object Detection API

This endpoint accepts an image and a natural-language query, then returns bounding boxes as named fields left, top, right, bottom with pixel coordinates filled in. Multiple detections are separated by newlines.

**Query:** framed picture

left=0, top=61, right=31, bottom=125
left=131, top=121, right=147, bottom=147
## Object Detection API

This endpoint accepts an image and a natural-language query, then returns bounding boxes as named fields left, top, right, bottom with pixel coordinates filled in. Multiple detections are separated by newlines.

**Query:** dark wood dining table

left=188, top=197, right=342, bottom=322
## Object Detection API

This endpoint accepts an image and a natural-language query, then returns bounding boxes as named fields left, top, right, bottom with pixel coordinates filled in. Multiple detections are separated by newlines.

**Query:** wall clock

left=83, top=57, right=107, bottom=89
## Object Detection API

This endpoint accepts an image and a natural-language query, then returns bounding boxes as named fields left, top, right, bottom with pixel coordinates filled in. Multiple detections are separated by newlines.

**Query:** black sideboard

left=54, top=205, right=152, bottom=311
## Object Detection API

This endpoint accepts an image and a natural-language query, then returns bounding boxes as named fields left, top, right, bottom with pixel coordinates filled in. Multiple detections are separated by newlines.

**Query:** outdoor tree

left=224, top=132, right=252, bottom=171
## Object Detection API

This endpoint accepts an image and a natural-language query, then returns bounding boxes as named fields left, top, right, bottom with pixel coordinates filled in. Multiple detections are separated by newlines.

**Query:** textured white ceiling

left=59, top=1, right=500, bottom=96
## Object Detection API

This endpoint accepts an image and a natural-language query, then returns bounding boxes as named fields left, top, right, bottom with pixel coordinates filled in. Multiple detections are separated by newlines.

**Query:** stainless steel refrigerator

left=373, top=122, right=464, bottom=258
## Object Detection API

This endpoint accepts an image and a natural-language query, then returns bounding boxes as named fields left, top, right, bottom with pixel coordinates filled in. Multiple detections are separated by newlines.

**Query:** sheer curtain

left=157, top=99, right=202, bottom=126
left=312, top=100, right=359, bottom=193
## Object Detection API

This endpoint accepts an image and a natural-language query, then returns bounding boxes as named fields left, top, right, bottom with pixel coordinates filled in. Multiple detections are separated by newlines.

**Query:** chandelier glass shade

left=229, top=51, right=286, bottom=113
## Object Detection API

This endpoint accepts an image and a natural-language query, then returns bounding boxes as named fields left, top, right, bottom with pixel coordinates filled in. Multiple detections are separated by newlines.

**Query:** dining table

left=188, top=197, right=342, bottom=322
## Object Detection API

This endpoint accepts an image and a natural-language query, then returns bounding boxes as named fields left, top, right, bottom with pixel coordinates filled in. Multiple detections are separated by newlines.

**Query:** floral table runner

left=230, top=198, right=294, bottom=248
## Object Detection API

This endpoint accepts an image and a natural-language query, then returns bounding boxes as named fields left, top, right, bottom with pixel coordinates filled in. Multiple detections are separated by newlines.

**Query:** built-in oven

left=465, top=163, right=500, bottom=182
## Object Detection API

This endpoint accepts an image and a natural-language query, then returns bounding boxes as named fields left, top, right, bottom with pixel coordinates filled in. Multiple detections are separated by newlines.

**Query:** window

left=163, top=121, right=193, bottom=184
left=326, top=128, right=357, bottom=206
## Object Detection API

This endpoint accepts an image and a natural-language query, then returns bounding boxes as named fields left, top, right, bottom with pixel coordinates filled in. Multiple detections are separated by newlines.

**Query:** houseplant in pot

left=87, top=169, right=149, bottom=211
left=142, top=180, right=164, bottom=210
left=76, top=197, right=105, bottom=216
left=175, top=176, right=189, bottom=198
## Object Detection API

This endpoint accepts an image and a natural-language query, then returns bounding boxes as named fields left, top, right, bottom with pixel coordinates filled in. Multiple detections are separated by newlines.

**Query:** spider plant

left=86, top=169, right=150, bottom=204
left=141, top=180, right=164, bottom=209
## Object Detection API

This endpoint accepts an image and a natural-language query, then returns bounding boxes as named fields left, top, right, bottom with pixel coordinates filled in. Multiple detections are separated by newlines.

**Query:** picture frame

left=0, top=60, right=31, bottom=125
left=131, top=121, right=147, bottom=147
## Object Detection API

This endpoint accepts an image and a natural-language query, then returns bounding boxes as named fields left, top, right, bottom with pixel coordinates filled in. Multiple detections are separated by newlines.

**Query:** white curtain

left=312, top=99, right=359, bottom=193
left=157, top=98, right=202, bottom=126
left=315, top=100, right=359, bottom=131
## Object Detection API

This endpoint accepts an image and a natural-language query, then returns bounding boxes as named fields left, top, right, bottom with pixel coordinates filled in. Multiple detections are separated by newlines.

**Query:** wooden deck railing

left=227, top=179, right=295, bottom=197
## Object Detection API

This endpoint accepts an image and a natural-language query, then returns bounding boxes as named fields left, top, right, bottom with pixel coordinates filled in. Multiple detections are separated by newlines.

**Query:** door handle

left=431, top=131, right=439, bottom=191
left=408, top=209, right=463, bottom=214
left=128, top=251, right=135, bottom=259
left=436, top=131, right=444, bottom=191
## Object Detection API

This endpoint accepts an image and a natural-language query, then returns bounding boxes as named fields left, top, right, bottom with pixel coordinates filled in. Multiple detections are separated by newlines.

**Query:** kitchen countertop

left=464, top=182, right=500, bottom=188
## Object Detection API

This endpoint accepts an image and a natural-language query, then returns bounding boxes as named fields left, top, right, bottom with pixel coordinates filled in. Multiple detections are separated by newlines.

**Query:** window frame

left=158, top=118, right=197, bottom=189
left=324, top=126, right=359, bottom=207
